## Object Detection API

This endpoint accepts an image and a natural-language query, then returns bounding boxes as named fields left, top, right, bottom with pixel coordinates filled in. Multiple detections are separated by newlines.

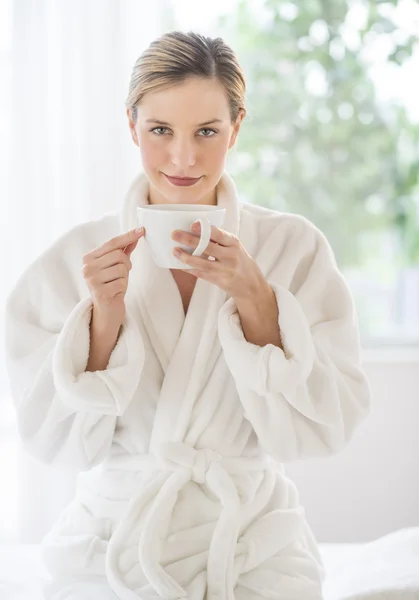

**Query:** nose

left=170, top=135, right=196, bottom=171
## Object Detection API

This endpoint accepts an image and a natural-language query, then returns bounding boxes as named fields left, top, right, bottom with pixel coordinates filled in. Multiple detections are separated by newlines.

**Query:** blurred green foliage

left=220, top=0, right=419, bottom=267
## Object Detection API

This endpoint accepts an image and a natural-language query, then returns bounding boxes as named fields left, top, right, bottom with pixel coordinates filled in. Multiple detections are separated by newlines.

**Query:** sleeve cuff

left=52, top=297, right=145, bottom=416
left=218, top=281, right=315, bottom=396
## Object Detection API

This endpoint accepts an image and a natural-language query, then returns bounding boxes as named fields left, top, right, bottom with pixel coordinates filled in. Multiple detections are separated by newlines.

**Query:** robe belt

left=103, top=443, right=269, bottom=600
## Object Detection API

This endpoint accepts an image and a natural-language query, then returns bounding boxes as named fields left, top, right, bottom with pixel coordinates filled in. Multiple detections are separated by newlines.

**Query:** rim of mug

left=137, top=205, right=225, bottom=213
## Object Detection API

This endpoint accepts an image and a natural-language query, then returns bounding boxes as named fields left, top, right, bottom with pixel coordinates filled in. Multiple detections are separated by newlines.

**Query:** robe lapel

left=121, top=174, right=185, bottom=372
left=120, top=171, right=241, bottom=450
left=129, top=238, right=185, bottom=373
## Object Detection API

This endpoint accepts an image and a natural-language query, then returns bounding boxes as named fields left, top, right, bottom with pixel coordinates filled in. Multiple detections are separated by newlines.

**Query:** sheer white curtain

left=1, top=0, right=171, bottom=543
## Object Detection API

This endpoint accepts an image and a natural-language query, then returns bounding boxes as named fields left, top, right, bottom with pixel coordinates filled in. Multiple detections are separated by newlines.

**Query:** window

left=172, top=0, right=419, bottom=346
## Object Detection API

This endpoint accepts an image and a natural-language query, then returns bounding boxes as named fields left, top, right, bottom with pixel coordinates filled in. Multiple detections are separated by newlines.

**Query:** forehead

left=137, top=77, right=231, bottom=123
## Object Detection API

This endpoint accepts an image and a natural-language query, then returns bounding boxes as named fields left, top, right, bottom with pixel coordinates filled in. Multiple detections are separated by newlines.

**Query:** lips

left=164, top=173, right=202, bottom=187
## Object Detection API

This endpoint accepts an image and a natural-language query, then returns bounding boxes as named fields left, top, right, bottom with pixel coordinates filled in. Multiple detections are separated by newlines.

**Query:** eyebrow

left=145, top=118, right=223, bottom=127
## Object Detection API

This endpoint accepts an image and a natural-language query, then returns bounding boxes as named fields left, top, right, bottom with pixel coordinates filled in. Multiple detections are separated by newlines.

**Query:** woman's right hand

left=82, top=227, right=145, bottom=328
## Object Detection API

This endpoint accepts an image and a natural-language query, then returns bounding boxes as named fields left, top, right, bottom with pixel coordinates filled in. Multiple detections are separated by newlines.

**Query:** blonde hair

left=126, top=31, right=246, bottom=123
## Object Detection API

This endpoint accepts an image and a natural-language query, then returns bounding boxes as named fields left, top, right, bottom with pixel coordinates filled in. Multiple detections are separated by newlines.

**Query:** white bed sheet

left=0, top=529, right=418, bottom=600
left=0, top=543, right=47, bottom=600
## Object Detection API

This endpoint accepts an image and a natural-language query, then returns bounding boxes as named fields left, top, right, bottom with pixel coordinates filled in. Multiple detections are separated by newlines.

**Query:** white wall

left=286, top=352, right=419, bottom=543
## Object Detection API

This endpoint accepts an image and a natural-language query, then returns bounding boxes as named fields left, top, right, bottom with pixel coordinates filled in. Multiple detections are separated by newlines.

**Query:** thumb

left=124, top=237, right=140, bottom=256
left=124, top=228, right=144, bottom=256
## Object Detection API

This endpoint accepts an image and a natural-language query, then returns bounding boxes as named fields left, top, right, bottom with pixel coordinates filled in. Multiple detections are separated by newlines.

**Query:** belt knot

left=156, top=442, right=223, bottom=484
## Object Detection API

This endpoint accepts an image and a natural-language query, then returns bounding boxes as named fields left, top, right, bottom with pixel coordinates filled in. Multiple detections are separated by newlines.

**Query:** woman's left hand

left=171, top=222, right=269, bottom=302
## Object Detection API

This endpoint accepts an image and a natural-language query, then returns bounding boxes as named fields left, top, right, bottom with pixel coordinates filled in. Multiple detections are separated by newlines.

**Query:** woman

left=5, top=31, right=371, bottom=600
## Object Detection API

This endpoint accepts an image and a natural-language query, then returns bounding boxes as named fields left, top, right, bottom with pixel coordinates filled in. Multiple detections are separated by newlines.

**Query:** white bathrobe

left=5, top=171, right=371, bottom=600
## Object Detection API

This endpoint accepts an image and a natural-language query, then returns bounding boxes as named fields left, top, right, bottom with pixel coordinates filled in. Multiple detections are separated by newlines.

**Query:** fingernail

left=135, top=227, right=144, bottom=235
left=190, top=221, right=200, bottom=232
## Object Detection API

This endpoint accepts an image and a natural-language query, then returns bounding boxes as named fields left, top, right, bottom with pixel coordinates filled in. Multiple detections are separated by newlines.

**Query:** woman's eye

left=199, top=128, right=216, bottom=137
left=151, top=127, right=169, bottom=135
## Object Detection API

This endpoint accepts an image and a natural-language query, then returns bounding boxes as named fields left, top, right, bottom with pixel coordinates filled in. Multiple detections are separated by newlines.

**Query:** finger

left=200, top=251, right=216, bottom=261
left=97, top=263, right=128, bottom=285
left=124, top=237, right=141, bottom=257
left=190, top=223, right=237, bottom=247
left=187, top=268, right=211, bottom=280
left=172, top=230, right=225, bottom=260
left=94, top=248, right=131, bottom=271
left=173, top=247, right=217, bottom=271
left=91, top=227, right=145, bottom=258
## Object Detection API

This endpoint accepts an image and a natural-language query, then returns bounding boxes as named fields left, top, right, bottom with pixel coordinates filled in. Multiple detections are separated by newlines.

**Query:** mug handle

left=191, top=217, right=211, bottom=257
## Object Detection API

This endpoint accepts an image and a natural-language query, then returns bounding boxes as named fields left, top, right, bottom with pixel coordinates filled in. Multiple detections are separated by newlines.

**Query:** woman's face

left=127, top=76, right=244, bottom=205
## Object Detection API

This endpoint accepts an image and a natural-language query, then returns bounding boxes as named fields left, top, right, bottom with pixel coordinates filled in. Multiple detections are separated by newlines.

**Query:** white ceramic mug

left=136, top=204, right=226, bottom=269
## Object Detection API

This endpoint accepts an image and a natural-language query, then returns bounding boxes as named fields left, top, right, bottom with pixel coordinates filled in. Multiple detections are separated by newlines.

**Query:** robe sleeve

left=217, top=221, right=371, bottom=462
left=4, top=250, right=145, bottom=471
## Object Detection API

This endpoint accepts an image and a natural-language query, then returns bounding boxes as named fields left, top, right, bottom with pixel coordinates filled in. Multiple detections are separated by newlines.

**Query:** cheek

left=138, top=135, right=162, bottom=168
left=205, top=137, right=230, bottom=166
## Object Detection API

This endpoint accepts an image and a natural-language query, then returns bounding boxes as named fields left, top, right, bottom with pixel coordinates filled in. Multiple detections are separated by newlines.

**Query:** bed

left=1, top=527, right=418, bottom=600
